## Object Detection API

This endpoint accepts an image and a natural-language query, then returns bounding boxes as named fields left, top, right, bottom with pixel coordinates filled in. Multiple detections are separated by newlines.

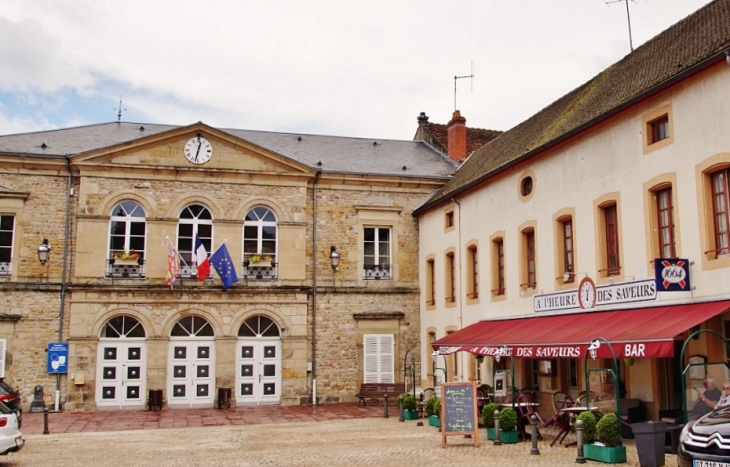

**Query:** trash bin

left=30, top=385, right=46, bottom=413
left=148, top=389, right=163, bottom=411
left=217, top=387, right=231, bottom=409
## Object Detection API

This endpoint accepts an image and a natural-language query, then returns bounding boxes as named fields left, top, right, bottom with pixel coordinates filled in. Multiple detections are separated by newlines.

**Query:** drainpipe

left=311, top=170, right=321, bottom=405
left=452, top=197, right=462, bottom=382
left=55, top=156, right=72, bottom=410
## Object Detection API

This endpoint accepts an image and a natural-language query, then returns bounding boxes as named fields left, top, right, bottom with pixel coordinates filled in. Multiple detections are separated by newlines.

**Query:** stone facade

left=0, top=122, right=450, bottom=410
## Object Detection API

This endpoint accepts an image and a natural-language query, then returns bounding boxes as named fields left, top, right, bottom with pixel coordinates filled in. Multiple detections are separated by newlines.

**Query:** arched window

left=238, top=315, right=281, bottom=337
left=177, top=205, right=213, bottom=278
left=100, top=315, right=146, bottom=338
left=171, top=316, right=214, bottom=337
left=243, top=207, right=277, bottom=263
left=109, top=201, right=146, bottom=260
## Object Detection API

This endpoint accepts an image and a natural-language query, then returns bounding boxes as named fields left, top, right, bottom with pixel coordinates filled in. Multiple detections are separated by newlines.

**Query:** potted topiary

left=482, top=402, right=500, bottom=440
left=499, top=406, right=519, bottom=443
left=577, top=411, right=598, bottom=444
left=425, top=396, right=441, bottom=427
left=584, top=412, right=627, bottom=463
left=402, top=394, right=419, bottom=420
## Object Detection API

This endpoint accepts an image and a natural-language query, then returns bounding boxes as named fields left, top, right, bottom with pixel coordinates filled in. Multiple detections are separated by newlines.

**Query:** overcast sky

left=0, top=0, right=715, bottom=141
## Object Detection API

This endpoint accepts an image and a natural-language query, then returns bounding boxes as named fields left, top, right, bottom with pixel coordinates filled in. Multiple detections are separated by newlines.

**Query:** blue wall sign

left=654, top=258, right=691, bottom=292
left=47, top=342, right=68, bottom=374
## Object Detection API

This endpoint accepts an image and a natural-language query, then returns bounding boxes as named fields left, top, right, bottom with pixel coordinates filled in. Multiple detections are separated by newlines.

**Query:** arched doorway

left=167, top=316, right=215, bottom=408
left=236, top=315, right=281, bottom=405
left=96, top=315, right=147, bottom=409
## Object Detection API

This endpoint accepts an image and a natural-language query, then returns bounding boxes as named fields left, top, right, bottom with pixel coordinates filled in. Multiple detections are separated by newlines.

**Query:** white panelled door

left=167, top=316, right=216, bottom=408
left=236, top=315, right=282, bottom=405
left=96, top=316, right=147, bottom=409
left=167, top=339, right=215, bottom=408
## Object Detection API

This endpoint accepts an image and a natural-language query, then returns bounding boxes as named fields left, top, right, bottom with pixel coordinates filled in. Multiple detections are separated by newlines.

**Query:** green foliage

left=402, top=394, right=417, bottom=411
left=499, top=407, right=518, bottom=432
left=577, top=411, right=597, bottom=444
left=425, top=396, right=440, bottom=417
left=396, top=393, right=407, bottom=405
left=482, top=402, right=500, bottom=428
left=596, top=412, right=622, bottom=447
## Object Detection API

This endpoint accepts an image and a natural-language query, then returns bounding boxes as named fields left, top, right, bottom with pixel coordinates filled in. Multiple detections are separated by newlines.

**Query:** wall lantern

left=330, top=246, right=340, bottom=270
left=38, top=238, right=51, bottom=264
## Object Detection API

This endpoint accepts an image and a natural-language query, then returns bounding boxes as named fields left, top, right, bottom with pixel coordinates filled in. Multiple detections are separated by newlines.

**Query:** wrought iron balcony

left=363, top=264, right=392, bottom=280
left=242, top=261, right=278, bottom=280
left=106, top=258, right=145, bottom=278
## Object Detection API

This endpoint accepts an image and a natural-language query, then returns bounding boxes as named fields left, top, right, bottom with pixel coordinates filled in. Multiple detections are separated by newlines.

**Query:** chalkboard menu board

left=440, top=381, right=479, bottom=448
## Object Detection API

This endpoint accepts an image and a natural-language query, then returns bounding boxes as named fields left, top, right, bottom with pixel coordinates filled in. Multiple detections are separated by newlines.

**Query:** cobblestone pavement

left=6, top=405, right=678, bottom=466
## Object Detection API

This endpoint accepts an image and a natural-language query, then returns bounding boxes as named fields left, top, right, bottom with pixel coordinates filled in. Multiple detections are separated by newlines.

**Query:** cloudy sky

left=0, top=0, right=715, bottom=140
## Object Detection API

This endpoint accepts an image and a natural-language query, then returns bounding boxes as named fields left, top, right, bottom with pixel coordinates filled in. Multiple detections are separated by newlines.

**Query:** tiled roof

left=422, top=122, right=502, bottom=156
left=415, top=0, right=730, bottom=213
left=0, top=122, right=456, bottom=179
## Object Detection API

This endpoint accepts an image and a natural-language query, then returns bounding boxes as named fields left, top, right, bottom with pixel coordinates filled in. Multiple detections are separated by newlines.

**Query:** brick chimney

left=447, top=110, right=467, bottom=162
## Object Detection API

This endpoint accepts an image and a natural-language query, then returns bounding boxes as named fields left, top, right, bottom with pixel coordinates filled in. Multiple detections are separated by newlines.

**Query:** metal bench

left=355, top=383, right=405, bottom=406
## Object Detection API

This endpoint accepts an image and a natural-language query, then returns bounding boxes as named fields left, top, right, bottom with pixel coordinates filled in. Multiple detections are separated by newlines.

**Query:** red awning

left=432, top=300, right=730, bottom=359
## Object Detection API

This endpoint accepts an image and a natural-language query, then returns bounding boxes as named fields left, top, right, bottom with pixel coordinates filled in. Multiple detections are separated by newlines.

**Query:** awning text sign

left=533, top=278, right=657, bottom=313
left=436, top=340, right=674, bottom=359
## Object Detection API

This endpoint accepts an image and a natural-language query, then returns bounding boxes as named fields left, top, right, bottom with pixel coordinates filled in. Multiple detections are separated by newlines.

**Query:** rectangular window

left=604, top=204, right=620, bottom=276
left=363, top=334, right=394, bottom=383
left=650, top=115, right=669, bottom=144
left=445, top=253, right=455, bottom=303
left=495, top=239, right=505, bottom=295
left=524, top=229, right=536, bottom=289
left=467, top=246, right=478, bottom=299
left=0, top=215, right=14, bottom=276
left=445, top=211, right=454, bottom=229
left=363, top=227, right=392, bottom=280
left=562, top=219, right=574, bottom=282
left=426, top=259, right=435, bottom=306
left=656, top=188, right=676, bottom=258
left=712, top=170, right=730, bottom=256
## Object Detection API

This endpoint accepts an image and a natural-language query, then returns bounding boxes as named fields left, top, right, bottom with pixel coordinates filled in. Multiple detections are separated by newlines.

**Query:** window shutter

left=363, top=334, right=394, bottom=383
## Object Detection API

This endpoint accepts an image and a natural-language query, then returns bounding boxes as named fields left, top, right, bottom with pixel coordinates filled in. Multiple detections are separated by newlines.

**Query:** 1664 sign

left=654, top=258, right=691, bottom=292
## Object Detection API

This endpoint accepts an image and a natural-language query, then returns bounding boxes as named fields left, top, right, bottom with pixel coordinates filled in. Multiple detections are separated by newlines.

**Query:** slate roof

left=414, top=0, right=730, bottom=214
left=0, top=122, right=457, bottom=179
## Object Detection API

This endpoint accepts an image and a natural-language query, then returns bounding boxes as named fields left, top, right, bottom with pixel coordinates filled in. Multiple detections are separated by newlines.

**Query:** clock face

left=184, top=136, right=213, bottom=164
left=578, top=277, right=596, bottom=309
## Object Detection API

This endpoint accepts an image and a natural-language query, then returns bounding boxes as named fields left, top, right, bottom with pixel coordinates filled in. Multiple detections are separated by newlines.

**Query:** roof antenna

left=606, top=0, right=634, bottom=52
left=115, top=97, right=127, bottom=122
left=454, top=60, right=475, bottom=111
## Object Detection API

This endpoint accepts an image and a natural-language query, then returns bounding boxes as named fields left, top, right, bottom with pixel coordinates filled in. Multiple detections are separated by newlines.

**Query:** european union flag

left=210, top=244, right=239, bottom=290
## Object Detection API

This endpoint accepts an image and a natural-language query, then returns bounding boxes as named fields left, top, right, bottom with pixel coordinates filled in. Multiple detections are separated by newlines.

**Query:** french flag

left=195, top=235, right=210, bottom=281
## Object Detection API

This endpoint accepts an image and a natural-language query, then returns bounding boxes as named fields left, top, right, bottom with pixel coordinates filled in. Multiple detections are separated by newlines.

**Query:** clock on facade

left=184, top=136, right=213, bottom=164
left=578, top=276, right=597, bottom=309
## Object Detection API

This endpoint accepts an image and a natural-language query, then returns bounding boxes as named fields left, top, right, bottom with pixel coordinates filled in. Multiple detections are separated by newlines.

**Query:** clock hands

left=195, top=138, right=202, bottom=162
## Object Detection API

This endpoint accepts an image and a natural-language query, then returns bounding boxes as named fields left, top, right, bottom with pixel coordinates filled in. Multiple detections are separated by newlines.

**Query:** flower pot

left=404, top=409, right=419, bottom=420
left=114, top=258, right=140, bottom=265
left=428, top=415, right=440, bottom=427
left=631, top=421, right=666, bottom=467
left=487, top=427, right=496, bottom=440
left=249, top=261, right=272, bottom=268
left=584, top=444, right=627, bottom=463
left=500, top=429, right=519, bottom=444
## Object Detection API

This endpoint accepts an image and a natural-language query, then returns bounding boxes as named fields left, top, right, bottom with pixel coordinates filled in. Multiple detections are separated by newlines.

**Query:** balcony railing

left=0, top=261, right=10, bottom=276
left=106, top=259, right=145, bottom=278
left=242, top=262, right=278, bottom=280
left=363, top=264, right=392, bottom=280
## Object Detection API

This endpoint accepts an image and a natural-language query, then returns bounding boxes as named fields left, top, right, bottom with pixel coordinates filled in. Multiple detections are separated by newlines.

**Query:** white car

left=0, top=401, right=23, bottom=455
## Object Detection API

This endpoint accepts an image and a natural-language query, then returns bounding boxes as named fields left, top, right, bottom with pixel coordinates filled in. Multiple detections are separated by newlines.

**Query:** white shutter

left=0, top=339, right=6, bottom=378
left=363, top=334, right=394, bottom=383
